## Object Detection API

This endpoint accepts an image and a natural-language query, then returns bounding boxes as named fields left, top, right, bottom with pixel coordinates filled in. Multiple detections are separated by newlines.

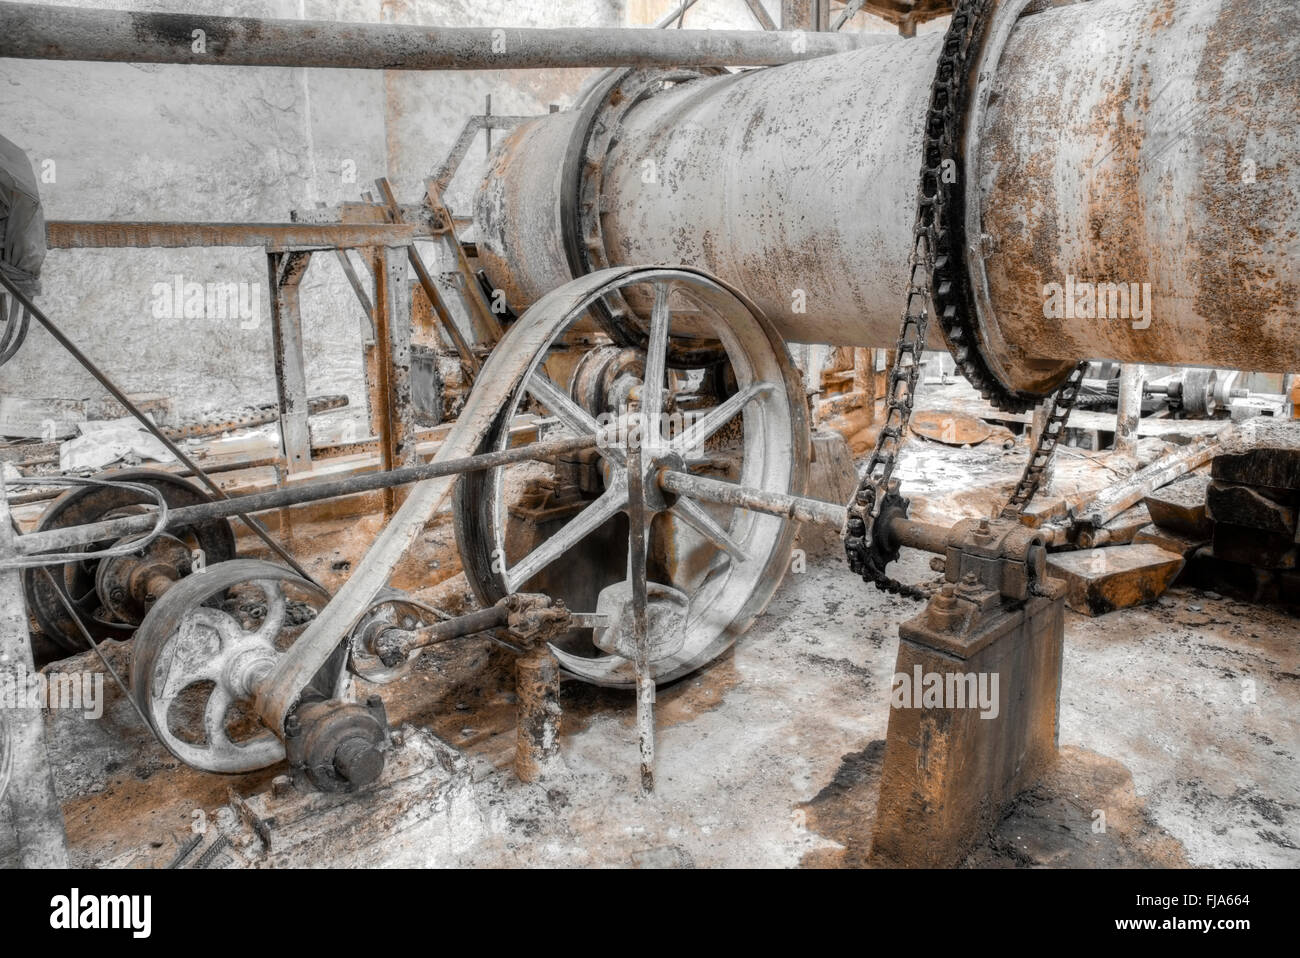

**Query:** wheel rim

left=130, top=559, right=343, bottom=774
left=455, top=267, right=809, bottom=687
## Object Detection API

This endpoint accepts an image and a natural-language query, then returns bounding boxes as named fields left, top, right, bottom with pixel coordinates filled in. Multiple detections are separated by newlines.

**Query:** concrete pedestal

left=870, top=580, right=1066, bottom=867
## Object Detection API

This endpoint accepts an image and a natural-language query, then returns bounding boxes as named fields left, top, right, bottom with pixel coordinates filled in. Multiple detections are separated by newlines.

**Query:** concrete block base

left=1047, top=543, right=1184, bottom=615
left=870, top=583, right=1066, bottom=868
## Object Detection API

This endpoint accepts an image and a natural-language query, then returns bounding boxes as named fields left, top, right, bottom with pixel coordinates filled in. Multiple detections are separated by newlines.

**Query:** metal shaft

left=627, top=439, right=654, bottom=793
left=13, top=433, right=599, bottom=557
left=658, top=468, right=953, bottom=555
left=0, top=3, right=876, bottom=70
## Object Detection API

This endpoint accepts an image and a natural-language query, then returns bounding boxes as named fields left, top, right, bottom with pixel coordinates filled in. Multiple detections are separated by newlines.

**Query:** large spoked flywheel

left=454, top=267, right=809, bottom=687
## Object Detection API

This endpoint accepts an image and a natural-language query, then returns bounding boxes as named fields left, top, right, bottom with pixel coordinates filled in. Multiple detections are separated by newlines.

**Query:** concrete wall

left=0, top=0, right=899, bottom=429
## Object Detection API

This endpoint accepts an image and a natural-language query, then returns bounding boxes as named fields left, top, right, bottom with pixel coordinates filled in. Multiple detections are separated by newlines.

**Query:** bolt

left=334, top=736, right=384, bottom=786
left=108, top=586, right=126, bottom=604
left=366, top=694, right=383, bottom=710
left=271, top=774, right=293, bottom=799
left=284, top=713, right=300, bottom=738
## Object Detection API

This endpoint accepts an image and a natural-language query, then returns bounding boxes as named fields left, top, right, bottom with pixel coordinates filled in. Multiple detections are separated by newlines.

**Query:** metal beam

left=0, top=3, right=877, bottom=70
left=268, top=252, right=314, bottom=474
left=45, top=220, right=424, bottom=250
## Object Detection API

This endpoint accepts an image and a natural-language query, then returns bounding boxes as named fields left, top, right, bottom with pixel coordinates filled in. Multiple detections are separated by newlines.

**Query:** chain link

left=845, top=0, right=989, bottom=598
left=999, top=360, right=1089, bottom=518
left=845, top=0, right=1086, bottom=592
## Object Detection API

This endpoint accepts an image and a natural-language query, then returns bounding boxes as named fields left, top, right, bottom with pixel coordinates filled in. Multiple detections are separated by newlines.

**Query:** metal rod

left=15, top=433, right=599, bottom=555
left=627, top=438, right=654, bottom=793
left=657, top=468, right=848, bottom=530
left=374, top=605, right=509, bottom=663
left=45, top=220, right=423, bottom=250
left=375, top=177, right=480, bottom=374
left=0, top=272, right=318, bottom=584
left=0, top=3, right=878, bottom=70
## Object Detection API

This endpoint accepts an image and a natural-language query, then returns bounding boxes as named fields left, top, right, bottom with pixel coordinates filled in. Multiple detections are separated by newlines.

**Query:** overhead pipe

left=0, top=2, right=879, bottom=70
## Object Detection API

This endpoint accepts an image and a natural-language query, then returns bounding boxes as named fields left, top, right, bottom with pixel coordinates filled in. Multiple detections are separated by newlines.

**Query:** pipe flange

left=561, top=67, right=729, bottom=367
left=951, top=0, right=1080, bottom=408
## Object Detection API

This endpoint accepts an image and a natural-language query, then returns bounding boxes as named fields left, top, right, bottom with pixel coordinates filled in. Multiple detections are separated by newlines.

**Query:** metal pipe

left=659, top=468, right=848, bottom=530
left=14, top=433, right=599, bottom=556
left=476, top=0, right=1300, bottom=389
left=374, top=605, right=510, bottom=664
left=0, top=3, right=877, bottom=70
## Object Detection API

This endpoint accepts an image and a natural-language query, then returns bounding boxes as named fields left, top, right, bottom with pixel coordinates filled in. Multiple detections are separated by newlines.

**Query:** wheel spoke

left=504, top=484, right=629, bottom=592
left=526, top=369, right=601, bottom=436
left=670, top=381, right=776, bottom=455
left=639, top=281, right=672, bottom=441
left=669, top=497, right=749, bottom=563
left=527, top=368, right=626, bottom=465
left=201, top=685, right=232, bottom=749
left=248, top=579, right=287, bottom=647
left=155, top=607, right=242, bottom=698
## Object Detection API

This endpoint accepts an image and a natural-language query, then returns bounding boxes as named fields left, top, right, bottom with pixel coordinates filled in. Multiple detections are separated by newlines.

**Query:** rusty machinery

left=0, top=0, right=1297, bottom=860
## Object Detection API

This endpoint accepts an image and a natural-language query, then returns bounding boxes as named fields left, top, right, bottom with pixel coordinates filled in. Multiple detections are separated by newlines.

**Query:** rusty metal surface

left=45, top=220, right=423, bottom=250
left=476, top=0, right=1300, bottom=378
left=268, top=251, right=313, bottom=474
left=977, top=0, right=1300, bottom=382
left=0, top=3, right=879, bottom=70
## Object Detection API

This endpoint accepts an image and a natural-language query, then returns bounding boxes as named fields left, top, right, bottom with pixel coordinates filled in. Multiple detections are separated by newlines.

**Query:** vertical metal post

left=626, top=436, right=654, bottom=793
left=0, top=489, right=70, bottom=867
left=268, top=251, right=314, bottom=475
left=781, top=0, right=827, bottom=31
left=514, top=645, right=562, bottom=783
left=853, top=347, right=877, bottom=426
left=372, top=246, right=414, bottom=516
left=1116, top=363, right=1144, bottom=457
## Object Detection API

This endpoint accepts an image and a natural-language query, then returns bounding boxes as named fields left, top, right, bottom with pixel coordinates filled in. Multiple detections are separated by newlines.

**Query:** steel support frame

left=268, top=251, right=314, bottom=474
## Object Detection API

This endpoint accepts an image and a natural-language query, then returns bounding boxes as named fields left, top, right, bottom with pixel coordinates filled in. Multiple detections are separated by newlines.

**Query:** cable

left=0, top=475, right=169, bottom=570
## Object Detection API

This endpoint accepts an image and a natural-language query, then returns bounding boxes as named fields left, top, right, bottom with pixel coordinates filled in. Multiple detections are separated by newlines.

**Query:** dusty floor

left=6, top=534, right=1296, bottom=869
left=3, top=410, right=1297, bottom=868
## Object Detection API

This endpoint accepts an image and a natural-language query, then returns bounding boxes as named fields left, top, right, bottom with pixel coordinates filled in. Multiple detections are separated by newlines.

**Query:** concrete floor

left=3, top=411, right=1297, bottom=868
left=7, top=530, right=1296, bottom=868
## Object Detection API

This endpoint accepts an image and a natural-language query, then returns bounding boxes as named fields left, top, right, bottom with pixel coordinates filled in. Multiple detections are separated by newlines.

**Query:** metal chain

left=999, top=360, right=1089, bottom=518
left=845, top=0, right=989, bottom=598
